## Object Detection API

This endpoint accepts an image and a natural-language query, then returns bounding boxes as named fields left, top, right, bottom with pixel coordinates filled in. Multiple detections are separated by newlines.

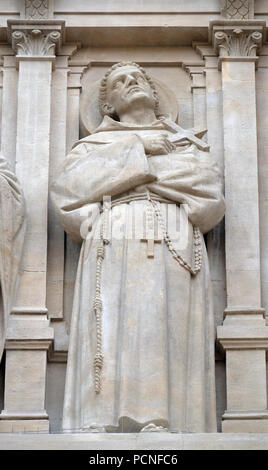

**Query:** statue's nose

left=125, top=74, right=137, bottom=86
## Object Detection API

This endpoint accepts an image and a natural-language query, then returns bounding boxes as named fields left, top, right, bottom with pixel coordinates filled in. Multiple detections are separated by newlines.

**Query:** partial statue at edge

left=0, top=155, right=25, bottom=364
left=51, top=62, right=225, bottom=433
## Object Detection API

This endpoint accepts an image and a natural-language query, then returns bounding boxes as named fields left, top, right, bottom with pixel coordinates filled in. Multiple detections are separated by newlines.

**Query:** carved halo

left=80, top=72, right=179, bottom=136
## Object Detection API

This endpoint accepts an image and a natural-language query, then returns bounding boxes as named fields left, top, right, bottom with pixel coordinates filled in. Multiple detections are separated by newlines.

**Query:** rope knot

left=94, top=353, right=104, bottom=368
left=93, top=298, right=102, bottom=311
left=97, top=246, right=105, bottom=259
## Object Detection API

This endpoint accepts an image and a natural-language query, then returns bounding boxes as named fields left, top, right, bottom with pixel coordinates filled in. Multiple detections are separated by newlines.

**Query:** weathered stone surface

left=1, top=0, right=268, bottom=446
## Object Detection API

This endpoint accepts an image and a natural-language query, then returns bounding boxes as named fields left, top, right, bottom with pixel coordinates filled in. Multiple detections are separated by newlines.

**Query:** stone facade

left=0, top=0, right=268, bottom=449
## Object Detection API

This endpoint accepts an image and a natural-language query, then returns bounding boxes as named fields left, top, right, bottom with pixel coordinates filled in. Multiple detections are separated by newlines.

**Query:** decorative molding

left=4, top=339, right=53, bottom=351
left=59, top=43, right=81, bottom=58
left=4, top=319, right=54, bottom=350
left=0, top=411, right=48, bottom=420
left=25, top=0, right=48, bottom=19
left=48, top=349, right=67, bottom=363
left=221, top=0, right=254, bottom=20
left=191, top=44, right=219, bottom=70
left=224, top=307, right=266, bottom=318
left=20, top=0, right=54, bottom=20
left=67, top=62, right=89, bottom=89
left=217, top=325, right=268, bottom=350
left=223, top=410, right=268, bottom=420
left=47, top=349, right=224, bottom=364
left=218, top=338, right=268, bottom=349
left=182, top=62, right=206, bottom=91
left=11, top=306, right=48, bottom=315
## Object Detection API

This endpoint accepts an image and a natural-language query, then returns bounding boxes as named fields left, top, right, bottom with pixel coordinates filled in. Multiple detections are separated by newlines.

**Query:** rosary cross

left=141, top=203, right=162, bottom=258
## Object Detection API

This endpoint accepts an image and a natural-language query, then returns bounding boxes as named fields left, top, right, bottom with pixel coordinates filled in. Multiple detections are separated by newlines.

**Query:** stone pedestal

left=218, top=308, right=268, bottom=432
left=0, top=318, right=53, bottom=432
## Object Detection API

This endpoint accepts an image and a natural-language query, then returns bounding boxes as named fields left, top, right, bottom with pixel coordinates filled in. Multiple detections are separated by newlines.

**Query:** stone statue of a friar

left=0, top=154, right=25, bottom=363
left=51, top=62, right=225, bottom=433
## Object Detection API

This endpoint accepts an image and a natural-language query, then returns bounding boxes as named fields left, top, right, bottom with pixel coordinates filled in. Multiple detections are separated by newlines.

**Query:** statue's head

left=99, top=62, right=159, bottom=120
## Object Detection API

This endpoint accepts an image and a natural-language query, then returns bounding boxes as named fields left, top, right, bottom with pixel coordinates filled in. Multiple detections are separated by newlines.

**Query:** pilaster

left=0, top=50, right=18, bottom=170
left=0, top=20, right=65, bottom=433
left=210, top=20, right=268, bottom=433
left=62, top=57, right=88, bottom=349
left=182, top=62, right=207, bottom=130
left=192, top=43, right=226, bottom=331
left=47, top=42, right=80, bottom=326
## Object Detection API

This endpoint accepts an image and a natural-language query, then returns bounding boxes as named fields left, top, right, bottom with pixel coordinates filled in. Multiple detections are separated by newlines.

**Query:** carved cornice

left=221, top=0, right=254, bottom=20
left=182, top=62, right=206, bottom=92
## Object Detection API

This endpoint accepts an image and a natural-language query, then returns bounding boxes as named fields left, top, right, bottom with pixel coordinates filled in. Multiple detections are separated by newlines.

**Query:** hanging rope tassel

left=93, top=207, right=109, bottom=394
left=93, top=255, right=104, bottom=394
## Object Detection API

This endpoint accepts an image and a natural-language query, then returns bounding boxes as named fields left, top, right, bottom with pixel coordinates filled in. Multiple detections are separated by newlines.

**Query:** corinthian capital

left=214, top=28, right=262, bottom=57
left=12, top=29, right=60, bottom=56
left=7, top=21, right=64, bottom=58
left=209, top=20, right=265, bottom=70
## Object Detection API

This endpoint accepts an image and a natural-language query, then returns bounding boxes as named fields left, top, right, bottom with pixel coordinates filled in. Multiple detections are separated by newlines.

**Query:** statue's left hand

left=141, top=134, right=176, bottom=156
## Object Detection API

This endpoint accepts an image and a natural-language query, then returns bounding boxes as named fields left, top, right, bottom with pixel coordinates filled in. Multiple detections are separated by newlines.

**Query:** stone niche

left=0, top=0, right=268, bottom=450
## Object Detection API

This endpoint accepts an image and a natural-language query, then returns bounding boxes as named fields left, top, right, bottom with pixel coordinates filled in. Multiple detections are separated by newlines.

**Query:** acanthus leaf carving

left=12, top=29, right=61, bottom=57
left=214, top=28, right=262, bottom=57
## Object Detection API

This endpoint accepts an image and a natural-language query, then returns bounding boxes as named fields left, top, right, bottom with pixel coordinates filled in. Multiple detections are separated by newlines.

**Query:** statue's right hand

left=141, top=134, right=176, bottom=156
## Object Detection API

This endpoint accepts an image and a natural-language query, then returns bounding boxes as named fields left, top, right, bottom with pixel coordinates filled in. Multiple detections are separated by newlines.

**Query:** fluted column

left=211, top=20, right=268, bottom=432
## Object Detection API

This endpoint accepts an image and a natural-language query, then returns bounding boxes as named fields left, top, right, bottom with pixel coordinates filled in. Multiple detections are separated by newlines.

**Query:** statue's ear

left=101, top=102, right=115, bottom=116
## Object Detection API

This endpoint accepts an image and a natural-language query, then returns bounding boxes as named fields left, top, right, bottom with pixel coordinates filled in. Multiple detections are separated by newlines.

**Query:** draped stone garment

left=51, top=117, right=225, bottom=433
left=0, top=154, right=26, bottom=363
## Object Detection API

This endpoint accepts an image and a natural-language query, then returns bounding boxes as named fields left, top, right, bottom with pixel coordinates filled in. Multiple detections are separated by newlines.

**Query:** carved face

left=105, top=65, right=155, bottom=118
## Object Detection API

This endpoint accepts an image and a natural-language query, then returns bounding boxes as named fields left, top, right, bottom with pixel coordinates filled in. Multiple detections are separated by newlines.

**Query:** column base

left=0, top=411, right=49, bottom=433
left=0, top=420, right=49, bottom=433
left=222, top=411, right=268, bottom=433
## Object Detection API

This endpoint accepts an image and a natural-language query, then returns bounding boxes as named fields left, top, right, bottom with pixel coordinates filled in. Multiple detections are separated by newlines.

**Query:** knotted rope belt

left=92, top=191, right=202, bottom=394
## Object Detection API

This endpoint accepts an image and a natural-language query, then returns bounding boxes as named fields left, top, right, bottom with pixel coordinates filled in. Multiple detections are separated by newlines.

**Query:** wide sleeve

left=50, top=134, right=156, bottom=242
left=147, top=145, right=225, bottom=233
left=0, top=154, right=26, bottom=362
